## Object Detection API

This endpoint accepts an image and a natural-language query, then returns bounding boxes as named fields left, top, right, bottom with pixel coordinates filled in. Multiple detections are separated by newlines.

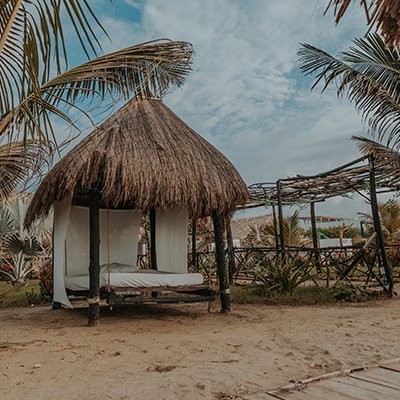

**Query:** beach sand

left=1, top=299, right=399, bottom=399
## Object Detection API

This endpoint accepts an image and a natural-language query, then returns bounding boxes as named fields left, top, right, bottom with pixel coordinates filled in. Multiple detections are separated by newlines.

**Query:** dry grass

left=0, top=280, right=41, bottom=308
left=230, top=285, right=386, bottom=306
left=26, top=99, right=248, bottom=227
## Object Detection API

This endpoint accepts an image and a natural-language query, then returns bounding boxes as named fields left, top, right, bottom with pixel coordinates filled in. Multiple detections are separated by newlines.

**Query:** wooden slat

left=381, top=362, right=400, bottom=373
left=248, top=393, right=284, bottom=400
left=271, top=385, right=356, bottom=400
left=343, top=377, right=400, bottom=399
left=317, top=378, right=398, bottom=400
left=352, top=368, right=400, bottom=390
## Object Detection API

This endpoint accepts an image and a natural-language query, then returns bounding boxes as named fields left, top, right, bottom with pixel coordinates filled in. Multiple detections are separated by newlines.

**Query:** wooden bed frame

left=65, top=284, right=216, bottom=306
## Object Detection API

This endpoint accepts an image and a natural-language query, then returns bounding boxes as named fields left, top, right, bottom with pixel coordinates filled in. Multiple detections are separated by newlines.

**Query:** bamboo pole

left=310, top=202, right=320, bottom=271
left=88, top=185, right=101, bottom=326
left=276, top=180, right=285, bottom=254
left=213, top=212, right=230, bottom=313
left=226, top=220, right=236, bottom=285
left=150, top=208, right=157, bottom=270
left=272, top=205, right=279, bottom=251
left=368, top=156, right=393, bottom=296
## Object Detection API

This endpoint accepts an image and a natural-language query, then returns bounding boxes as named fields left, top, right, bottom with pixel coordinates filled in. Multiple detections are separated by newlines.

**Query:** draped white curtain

left=53, top=196, right=73, bottom=308
left=54, top=204, right=142, bottom=308
left=155, top=207, right=188, bottom=273
left=65, top=206, right=142, bottom=276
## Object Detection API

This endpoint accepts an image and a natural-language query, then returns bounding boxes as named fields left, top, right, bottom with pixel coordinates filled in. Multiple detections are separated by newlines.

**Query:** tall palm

left=0, top=2, right=192, bottom=202
left=298, top=34, right=400, bottom=146
left=1, top=1, right=193, bottom=150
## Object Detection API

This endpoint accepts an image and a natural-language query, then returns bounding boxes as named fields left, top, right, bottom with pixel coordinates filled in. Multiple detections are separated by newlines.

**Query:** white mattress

left=65, top=269, right=204, bottom=291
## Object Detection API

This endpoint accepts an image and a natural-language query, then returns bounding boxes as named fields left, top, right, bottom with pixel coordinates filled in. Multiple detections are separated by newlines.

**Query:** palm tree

left=0, top=1, right=193, bottom=200
left=245, top=211, right=309, bottom=247
left=325, top=1, right=400, bottom=46
left=0, top=194, right=51, bottom=286
left=298, top=34, right=400, bottom=146
left=1, top=2, right=193, bottom=145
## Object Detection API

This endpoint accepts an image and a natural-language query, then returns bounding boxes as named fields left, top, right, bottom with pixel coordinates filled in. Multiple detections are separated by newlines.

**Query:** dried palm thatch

left=25, top=98, right=248, bottom=226
left=327, top=0, right=400, bottom=46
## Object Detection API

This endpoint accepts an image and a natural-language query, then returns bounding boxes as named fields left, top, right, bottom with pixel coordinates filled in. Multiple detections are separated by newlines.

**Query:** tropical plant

left=325, top=0, right=400, bottom=46
left=1, top=1, right=193, bottom=193
left=244, top=211, right=309, bottom=247
left=305, top=225, right=360, bottom=239
left=0, top=140, right=43, bottom=202
left=360, top=199, right=400, bottom=243
left=0, top=194, right=51, bottom=286
left=248, top=256, right=316, bottom=295
left=298, top=34, right=400, bottom=146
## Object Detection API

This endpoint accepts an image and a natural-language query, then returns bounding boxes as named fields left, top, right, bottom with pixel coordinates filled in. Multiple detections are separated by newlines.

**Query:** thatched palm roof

left=25, top=98, right=247, bottom=226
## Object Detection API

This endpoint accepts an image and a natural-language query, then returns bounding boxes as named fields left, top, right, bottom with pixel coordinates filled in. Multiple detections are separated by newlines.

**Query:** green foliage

left=305, top=226, right=361, bottom=239
left=330, top=284, right=384, bottom=302
left=231, top=284, right=386, bottom=306
left=25, top=288, right=40, bottom=305
left=38, top=261, right=53, bottom=300
left=0, top=280, right=40, bottom=307
left=248, top=256, right=316, bottom=295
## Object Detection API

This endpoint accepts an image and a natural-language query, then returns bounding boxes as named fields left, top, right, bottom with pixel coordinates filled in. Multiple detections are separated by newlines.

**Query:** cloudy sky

left=65, top=0, right=388, bottom=220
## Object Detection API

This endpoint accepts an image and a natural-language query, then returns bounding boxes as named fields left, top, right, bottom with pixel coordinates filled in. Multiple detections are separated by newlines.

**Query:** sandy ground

left=1, top=299, right=400, bottom=400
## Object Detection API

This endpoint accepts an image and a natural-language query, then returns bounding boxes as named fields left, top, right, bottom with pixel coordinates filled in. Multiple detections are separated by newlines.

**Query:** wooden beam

left=191, top=218, right=197, bottom=271
left=310, top=202, right=320, bottom=271
left=226, top=219, right=236, bottom=285
left=272, top=205, right=279, bottom=251
left=276, top=180, right=285, bottom=253
left=213, top=212, right=230, bottom=313
left=368, top=156, right=393, bottom=296
left=150, top=208, right=157, bottom=270
left=88, top=185, right=101, bottom=326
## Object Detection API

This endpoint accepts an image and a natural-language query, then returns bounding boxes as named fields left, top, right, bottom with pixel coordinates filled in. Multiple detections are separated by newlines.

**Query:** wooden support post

left=191, top=218, right=197, bottom=271
left=213, top=212, right=230, bottom=313
left=272, top=205, right=279, bottom=251
left=310, top=202, right=320, bottom=271
left=368, top=156, right=393, bottom=296
left=276, top=181, right=285, bottom=253
left=150, top=208, right=157, bottom=270
left=88, top=185, right=101, bottom=326
left=226, top=220, right=236, bottom=285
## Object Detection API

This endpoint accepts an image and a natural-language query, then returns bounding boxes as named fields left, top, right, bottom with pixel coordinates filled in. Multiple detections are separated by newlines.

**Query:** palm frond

left=0, top=141, right=43, bottom=203
left=298, top=34, right=400, bottom=146
left=1, top=40, right=193, bottom=147
left=326, top=0, right=400, bottom=46
left=0, top=0, right=108, bottom=114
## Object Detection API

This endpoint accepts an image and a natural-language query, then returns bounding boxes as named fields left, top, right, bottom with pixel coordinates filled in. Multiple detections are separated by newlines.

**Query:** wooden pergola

left=247, top=144, right=400, bottom=296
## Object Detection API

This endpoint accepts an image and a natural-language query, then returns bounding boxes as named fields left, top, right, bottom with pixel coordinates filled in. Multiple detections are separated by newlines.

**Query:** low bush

left=38, top=260, right=53, bottom=300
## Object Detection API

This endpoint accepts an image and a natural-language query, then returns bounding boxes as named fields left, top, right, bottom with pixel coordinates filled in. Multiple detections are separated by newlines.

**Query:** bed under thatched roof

left=25, top=98, right=248, bottom=226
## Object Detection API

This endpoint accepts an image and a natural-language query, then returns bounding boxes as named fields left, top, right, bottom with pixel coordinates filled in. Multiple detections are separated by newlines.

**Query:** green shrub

left=248, top=256, right=317, bottom=295
left=38, top=260, right=53, bottom=300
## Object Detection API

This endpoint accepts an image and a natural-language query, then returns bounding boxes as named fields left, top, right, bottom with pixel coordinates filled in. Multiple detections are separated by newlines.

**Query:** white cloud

left=86, top=0, right=375, bottom=218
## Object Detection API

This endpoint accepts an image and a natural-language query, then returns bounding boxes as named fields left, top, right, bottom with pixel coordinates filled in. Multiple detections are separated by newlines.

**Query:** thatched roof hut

left=26, top=98, right=247, bottom=321
left=26, top=98, right=247, bottom=226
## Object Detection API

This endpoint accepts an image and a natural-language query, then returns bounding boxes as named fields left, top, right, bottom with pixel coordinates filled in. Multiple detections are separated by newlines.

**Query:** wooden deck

left=265, top=359, right=400, bottom=400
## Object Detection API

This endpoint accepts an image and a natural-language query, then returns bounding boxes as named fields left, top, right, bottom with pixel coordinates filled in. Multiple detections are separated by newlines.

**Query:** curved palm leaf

left=0, top=141, right=43, bottom=202
left=325, top=1, right=400, bottom=46
left=1, top=40, right=193, bottom=146
left=0, top=0, right=108, bottom=115
left=298, top=34, right=400, bottom=146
